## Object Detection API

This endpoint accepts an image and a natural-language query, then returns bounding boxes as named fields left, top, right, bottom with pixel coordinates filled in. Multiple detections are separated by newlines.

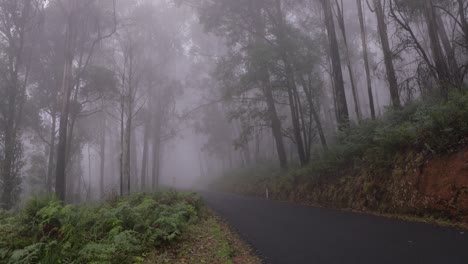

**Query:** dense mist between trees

left=0, top=0, right=466, bottom=207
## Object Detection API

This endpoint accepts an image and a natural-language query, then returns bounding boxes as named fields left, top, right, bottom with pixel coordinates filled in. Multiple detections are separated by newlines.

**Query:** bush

left=212, top=92, right=468, bottom=195
left=0, top=191, right=202, bottom=264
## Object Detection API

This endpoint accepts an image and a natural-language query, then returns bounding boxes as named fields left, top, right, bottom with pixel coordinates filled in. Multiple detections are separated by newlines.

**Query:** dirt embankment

left=290, top=147, right=468, bottom=223
left=402, top=149, right=468, bottom=222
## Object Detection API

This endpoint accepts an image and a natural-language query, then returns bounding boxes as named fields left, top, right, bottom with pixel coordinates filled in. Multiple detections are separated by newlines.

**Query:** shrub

left=212, top=92, right=468, bottom=196
left=0, top=191, right=202, bottom=264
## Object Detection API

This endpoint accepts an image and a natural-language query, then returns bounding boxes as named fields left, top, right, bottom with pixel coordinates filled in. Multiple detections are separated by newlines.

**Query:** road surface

left=201, top=192, right=468, bottom=264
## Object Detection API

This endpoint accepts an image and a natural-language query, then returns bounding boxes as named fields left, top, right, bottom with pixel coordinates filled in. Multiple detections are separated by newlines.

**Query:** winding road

left=201, top=192, right=468, bottom=264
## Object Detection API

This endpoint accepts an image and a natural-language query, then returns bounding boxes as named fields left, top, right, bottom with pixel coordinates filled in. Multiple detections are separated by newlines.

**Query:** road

left=200, top=192, right=468, bottom=264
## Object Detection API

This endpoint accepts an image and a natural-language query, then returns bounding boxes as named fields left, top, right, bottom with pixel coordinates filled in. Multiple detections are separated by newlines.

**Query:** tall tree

left=357, top=0, right=376, bottom=119
left=273, top=0, right=308, bottom=165
left=0, top=0, right=42, bottom=209
left=55, top=0, right=116, bottom=201
left=423, top=0, right=451, bottom=99
left=373, top=0, right=401, bottom=108
left=335, top=0, right=362, bottom=122
left=321, top=0, right=350, bottom=127
left=55, top=1, right=76, bottom=201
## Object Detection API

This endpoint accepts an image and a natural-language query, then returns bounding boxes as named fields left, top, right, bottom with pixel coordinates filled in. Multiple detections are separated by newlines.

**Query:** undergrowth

left=211, top=92, right=468, bottom=197
left=0, top=191, right=203, bottom=264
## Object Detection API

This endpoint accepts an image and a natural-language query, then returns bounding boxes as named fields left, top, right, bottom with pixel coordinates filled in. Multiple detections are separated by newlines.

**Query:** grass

left=145, top=209, right=262, bottom=264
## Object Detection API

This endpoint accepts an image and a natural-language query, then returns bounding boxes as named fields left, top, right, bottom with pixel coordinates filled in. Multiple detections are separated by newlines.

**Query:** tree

left=335, top=0, right=362, bottom=121
left=55, top=0, right=116, bottom=201
left=357, top=0, right=376, bottom=119
left=192, top=0, right=290, bottom=169
left=321, top=0, right=350, bottom=128
left=0, top=0, right=43, bottom=209
left=373, top=0, right=401, bottom=108
left=423, top=0, right=451, bottom=99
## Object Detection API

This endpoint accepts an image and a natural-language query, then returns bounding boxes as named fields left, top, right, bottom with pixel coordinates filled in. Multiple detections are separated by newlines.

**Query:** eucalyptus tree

left=334, top=0, right=362, bottom=122
left=356, top=0, right=376, bottom=119
left=320, top=0, right=350, bottom=127
left=186, top=0, right=290, bottom=169
left=0, top=0, right=45, bottom=209
left=53, top=0, right=116, bottom=201
left=389, top=0, right=467, bottom=99
left=108, top=0, right=185, bottom=193
left=371, top=0, right=401, bottom=108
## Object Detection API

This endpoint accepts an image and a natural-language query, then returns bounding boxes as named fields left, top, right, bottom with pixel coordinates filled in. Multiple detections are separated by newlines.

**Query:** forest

left=0, top=0, right=467, bottom=263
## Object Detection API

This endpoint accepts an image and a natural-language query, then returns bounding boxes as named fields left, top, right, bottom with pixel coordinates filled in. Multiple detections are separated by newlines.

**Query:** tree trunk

left=87, top=144, right=92, bottom=200
left=321, top=0, right=349, bottom=128
left=285, top=65, right=307, bottom=166
left=436, top=14, right=462, bottom=89
left=99, top=115, right=106, bottom=197
left=151, top=116, right=161, bottom=190
left=458, top=0, right=468, bottom=50
left=46, top=106, right=57, bottom=192
left=2, top=83, right=18, bottom=209
left=252, top=1, right=288, bottom=169
left=357, top=0, right=376, bottom=119
left=119, top=94, right=124, bottom=196
left=130, top=130, right=138, bottom=191
left=151, top=91, right=162, bottom=190
left=124, top=103, right=132, bottom=194
left=55, top=17, right=75, bottom=201
left=373, top=0, right=401, bottom=108
left=0, top=0, right=30, bottom=209
left=262, top=77, right=289, bottom=169
left=140, top=118, right=150, bottom=191
left=335, top=0, right=362, bottom=122
left=300, top=74, right=328, bottom=150
left=273, top=0, right=307, bottom=165
left=423, top=0, right=451, bottom=99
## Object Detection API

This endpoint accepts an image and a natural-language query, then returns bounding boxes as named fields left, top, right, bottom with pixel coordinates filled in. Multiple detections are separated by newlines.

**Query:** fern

left=0, top=192, right=202, bottom=264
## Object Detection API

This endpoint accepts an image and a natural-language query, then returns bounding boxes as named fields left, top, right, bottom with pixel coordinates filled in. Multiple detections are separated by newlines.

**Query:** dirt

left=413, top=149, right=468, bottom=220
left=294, top=146, right=468, bottom=224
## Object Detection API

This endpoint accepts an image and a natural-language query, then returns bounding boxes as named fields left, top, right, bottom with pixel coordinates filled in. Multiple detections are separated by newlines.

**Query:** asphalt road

left=200, top=192, right=468, bottom=264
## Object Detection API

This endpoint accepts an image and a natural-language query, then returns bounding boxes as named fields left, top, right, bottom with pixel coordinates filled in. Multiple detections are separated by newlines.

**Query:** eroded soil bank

left=289, top=146, right=468, bottom=224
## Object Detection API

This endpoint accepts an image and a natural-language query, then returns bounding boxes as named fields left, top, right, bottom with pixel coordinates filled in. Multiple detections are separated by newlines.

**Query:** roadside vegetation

left=146, top=210, right=261, bottom=264
left=0, top=191, right=259, bottom=264
left=0, top=191, right=261, bottom=264
left=211, top=92, right=468, bottom=222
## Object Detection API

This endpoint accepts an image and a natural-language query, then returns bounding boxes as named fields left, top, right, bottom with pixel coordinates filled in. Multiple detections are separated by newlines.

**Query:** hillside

left=211, top=93, right=468, bottom=224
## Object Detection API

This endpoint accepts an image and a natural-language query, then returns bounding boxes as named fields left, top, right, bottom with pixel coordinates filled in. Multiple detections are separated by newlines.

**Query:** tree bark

left=321, top=0, right=350, bottom=128
left=436, top=14, right=461, bottom=89
left=55, top=15, right=75, bottom=201
left=252, top=1, right=288, bottom=169
left=0, top=0, right=31, bottom=209
left=46, top=106, right=57, bottom=192
left=458, top=0, right=468, bottom=50
left=423, top=0, right=451, bottom=99
left=299, top=74, right=328, bottom=150
left=262, top=77, right=289, bottom=169
left=373, top=0, right=401, bottom=108
left=124, top=98, right=132, bottom=194
left=151, top=112, right=161, bottom=190
left=274, top=0, right=308, bottom=166
left=119, top=94, right=124, bottom=196
left=140, top=118, right=150, bottom=191
left=357, top=0, right=376, bottom=119
left=99, top=115, right=106, bottom=197
left=335, top=0, right=362, bottom=122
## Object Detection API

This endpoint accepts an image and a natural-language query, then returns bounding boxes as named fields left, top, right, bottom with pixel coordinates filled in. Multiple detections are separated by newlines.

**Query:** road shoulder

left=145, top=208, right=262, bottom=264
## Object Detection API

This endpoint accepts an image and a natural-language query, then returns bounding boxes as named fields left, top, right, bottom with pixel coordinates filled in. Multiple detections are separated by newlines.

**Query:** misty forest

left=0, top=0, right=468, bottom=263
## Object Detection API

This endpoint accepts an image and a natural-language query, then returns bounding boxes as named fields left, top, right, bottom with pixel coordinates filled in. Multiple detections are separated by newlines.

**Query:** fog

left=0, top=0, right=466, bottom=207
